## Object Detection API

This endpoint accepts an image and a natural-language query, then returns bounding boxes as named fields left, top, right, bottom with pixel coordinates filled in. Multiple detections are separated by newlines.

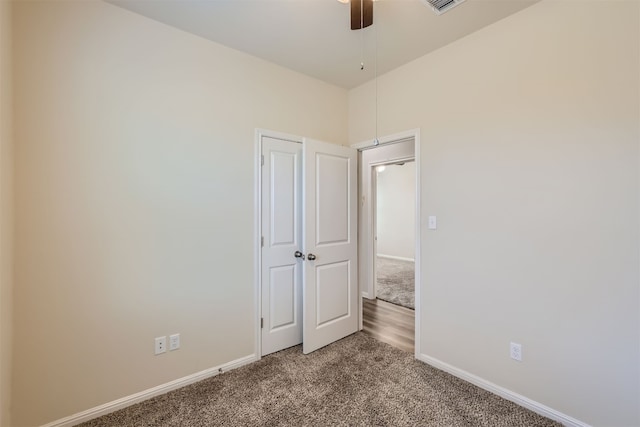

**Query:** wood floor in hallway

left=362, top=298, right=415, bottom=353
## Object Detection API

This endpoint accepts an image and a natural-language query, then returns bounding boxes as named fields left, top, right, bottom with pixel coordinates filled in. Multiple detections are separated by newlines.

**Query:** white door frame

left=352, top=129, right=421, bottom=359
left=254, top=129, right=305, bottom=360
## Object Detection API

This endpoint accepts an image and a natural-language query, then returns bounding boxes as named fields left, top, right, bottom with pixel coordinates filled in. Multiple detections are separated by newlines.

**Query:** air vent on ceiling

left=422, top=0, right=466, bottom=15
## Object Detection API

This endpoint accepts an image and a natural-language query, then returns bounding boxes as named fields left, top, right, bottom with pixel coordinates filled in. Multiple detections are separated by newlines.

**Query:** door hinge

left=261, top=155, right=264, bottom=166
left=261, top=318, right=264, bottom=329
left=261, top=236, right=264, bottom=247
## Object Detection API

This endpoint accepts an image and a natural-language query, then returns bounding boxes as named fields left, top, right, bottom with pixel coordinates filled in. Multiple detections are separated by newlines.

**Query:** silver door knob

left=307, top=253, right=317, bottom=261
left=294, top=251, right=305, bottom=260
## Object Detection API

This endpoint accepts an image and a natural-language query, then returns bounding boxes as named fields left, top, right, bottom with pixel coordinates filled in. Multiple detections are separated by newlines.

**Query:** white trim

left=413, top=129, right=421, bottom=360
left=377, top=254, right=415, bottom=262
left=350, top=128, right=419, bottom=150
left=360, top=149, right=416, bottom=304
left=416, top=353, right=590, bottom=427
left=41, top=354, right=258, bottom=427
left=254, top=129, right=304, bottom=359
left=254, top=129, right=262, bottom=361
left=354, top=129, right=421, bottom=359
left=255, top=128, right=304, bottom=145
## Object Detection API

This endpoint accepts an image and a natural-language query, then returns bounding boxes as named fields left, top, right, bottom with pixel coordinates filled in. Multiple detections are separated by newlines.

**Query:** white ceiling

left=107, top=0, right=538, bottom=89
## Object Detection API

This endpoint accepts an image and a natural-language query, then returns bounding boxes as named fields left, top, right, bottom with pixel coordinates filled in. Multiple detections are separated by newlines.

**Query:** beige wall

left=11, top=1, right=347, bottom=425
left=350, top=1, right=639, bottom=425
left=376, top=162, right=415, bottom=260
left=0, top=0, right=13, bottom=425
left=8, top=0, right=640, bottom=425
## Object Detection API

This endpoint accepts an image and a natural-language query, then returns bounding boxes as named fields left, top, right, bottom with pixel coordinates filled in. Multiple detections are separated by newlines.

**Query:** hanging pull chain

left=360, top=0, right=364, bottom=70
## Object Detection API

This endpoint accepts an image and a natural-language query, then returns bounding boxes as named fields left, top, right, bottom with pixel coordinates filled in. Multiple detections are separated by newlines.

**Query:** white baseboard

left=361, top=291, right=370, bottom=299
left=377, top=254, right=414, bottom=262
left=41, top=350, right=589, bottom=427
left=41, top=353, right=258, bottom=427
left=417, top=353, right=590, bottom=427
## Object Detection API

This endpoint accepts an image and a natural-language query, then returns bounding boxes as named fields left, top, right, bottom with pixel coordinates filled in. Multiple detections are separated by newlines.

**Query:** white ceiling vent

left=421, top=0, right=466, bottom=15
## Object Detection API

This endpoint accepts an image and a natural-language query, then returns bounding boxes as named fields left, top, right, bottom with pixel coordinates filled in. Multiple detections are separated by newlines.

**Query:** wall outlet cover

left=155, top=336, right=167, bottom=355
left=169, top=333, right=180, bottom=351
left=510, top=342, right=522, bottom=361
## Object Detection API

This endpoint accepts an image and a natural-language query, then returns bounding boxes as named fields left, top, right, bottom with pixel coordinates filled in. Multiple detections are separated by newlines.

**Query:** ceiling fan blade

left=351, top=0, right=373, bottom=30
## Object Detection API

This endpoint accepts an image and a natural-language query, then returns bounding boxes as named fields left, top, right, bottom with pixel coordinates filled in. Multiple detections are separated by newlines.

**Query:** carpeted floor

left=80, top=333, right=559, bottom=427
left=376, top=256, right=415, bottom=309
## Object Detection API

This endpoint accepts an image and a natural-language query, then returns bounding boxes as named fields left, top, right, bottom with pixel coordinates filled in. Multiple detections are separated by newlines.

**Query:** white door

left=261, top=137, right=303, bottom=356
left=302, top=138, right=358, bottom=354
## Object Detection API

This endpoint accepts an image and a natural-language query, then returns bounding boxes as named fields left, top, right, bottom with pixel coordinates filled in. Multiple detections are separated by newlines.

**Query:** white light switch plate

left=428, top=215, right=437, bottom=230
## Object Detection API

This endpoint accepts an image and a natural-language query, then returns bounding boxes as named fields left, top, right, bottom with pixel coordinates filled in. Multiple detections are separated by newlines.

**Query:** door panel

left=303, top=139, right=358, bottom=354
left=316, top=154, right=349, bottom=245
left=261, top=137, right=303, bottom=356
left=269, top=266, right=296, bottom=329
left=316, top=261, right=350, bottom=326
left=270, top=151, right=296, bottom=246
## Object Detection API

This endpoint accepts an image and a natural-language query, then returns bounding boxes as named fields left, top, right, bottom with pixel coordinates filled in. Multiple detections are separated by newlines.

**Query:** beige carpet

left=80, top=333, right=559, bottom=426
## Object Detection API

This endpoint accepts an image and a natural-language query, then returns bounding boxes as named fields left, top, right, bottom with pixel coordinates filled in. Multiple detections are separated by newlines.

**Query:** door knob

left=307, top=253, right=317, bottom=261
left=294, top=251, right=305, bottom=260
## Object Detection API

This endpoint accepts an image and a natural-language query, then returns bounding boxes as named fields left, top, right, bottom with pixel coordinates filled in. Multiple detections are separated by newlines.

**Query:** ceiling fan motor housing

left=351, top=0, right=373, bottom=30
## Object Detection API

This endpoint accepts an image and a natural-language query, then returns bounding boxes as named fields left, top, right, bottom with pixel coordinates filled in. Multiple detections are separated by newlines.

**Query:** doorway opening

left=374, top=161, right=415, bottom=310
left=355, top=131, right=420, bottom=356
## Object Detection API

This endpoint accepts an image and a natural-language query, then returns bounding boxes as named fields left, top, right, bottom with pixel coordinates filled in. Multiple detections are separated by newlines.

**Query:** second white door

left=261, top=137, right=303, bottom=356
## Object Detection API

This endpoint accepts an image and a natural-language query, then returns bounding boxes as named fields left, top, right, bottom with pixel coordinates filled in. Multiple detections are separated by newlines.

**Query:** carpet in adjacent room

left=376, top=256, right=415, bottom=309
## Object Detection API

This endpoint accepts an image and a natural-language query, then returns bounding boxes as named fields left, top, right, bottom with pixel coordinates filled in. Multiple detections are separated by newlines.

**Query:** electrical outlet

left=169, top=333, right=180, bottom=351
left=155, top=336, right=167, bottom=355
left=510, top=342, right=522, bottom=361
